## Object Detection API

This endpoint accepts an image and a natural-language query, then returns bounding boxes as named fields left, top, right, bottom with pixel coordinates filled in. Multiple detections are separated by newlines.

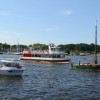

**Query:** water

left=0, top=54, right=100, bottom=100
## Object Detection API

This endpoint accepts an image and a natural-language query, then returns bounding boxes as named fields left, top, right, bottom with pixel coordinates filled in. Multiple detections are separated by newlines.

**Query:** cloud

left=0, top=30, right=23, bottom=44
left=17, top=15, right=29, bottom=20
left=0, top=12, right=9, bottom=16
left=46, top=28, right=56, bottom=32
left=59, top=10, right=72, bottom=16
left=1, top=30, right=21, bottom=36
left=0, top=11, right=30, bottom=21
left=0, top=30, right=22, bottom=41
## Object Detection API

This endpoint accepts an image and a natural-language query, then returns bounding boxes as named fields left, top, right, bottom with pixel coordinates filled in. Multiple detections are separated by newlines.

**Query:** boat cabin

left=1, top=60, right=21, bottom=68
left=23, top=43, right=66, bottom=58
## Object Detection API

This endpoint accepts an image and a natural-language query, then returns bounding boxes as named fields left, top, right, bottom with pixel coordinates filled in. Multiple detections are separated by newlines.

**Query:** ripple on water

left=0, top=55, right=100, bottom=99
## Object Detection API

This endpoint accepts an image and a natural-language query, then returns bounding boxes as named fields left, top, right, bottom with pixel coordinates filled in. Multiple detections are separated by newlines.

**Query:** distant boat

left=13, top=41, right=22, bottom=55
left=79, top=53, right=86, bottom=56
left=72, top=21, right=100, bottom=71
left=0, top=59, right=25, bottom=76
left=13, top=52, right=22, bottom=55
left=0, top=52, right=3, bottom=54
left=20, top=43, right=70, bottom=63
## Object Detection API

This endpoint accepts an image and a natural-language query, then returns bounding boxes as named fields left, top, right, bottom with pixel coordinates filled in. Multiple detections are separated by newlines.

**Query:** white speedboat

left=0, top=60, right=25, bottom=76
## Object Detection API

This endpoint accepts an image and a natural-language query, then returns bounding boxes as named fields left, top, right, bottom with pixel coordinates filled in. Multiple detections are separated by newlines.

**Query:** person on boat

left=6, top=63, right=11, bottom=67
left=16, top=63, right=21, bottom=68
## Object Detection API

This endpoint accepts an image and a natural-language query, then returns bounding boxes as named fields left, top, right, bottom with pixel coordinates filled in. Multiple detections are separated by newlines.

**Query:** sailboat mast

left=94, top=20, right=97, bottom=64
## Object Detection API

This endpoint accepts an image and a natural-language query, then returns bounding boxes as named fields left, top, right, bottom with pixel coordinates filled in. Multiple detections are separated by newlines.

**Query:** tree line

left=59, top=43, right=100, bottom=55
left=0, top=43, right=100, bottom=55
left=0, top=43, right=27, bottom=52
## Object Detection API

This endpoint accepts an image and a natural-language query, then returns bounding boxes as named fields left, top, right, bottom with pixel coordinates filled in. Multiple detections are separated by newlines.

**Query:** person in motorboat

left=15, top=63, right=21, bottom=68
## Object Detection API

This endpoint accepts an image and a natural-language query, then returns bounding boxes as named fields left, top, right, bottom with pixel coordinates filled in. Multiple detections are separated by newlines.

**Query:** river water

left=0, top=54, right=100, bottom=100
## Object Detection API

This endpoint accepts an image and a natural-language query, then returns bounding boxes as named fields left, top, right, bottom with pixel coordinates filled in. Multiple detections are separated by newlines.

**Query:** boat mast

left=94, top=20, right=97, bottom=64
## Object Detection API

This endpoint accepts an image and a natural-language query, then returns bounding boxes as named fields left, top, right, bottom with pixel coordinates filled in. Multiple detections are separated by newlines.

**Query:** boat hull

left=0, top=68, right=25, bottom=76
left=72, top=64, right=100, bottom=71
left=20, top=57, right=70, bottom=63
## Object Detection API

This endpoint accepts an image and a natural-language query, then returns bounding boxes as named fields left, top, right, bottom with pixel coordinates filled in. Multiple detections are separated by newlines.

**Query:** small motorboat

left=0, top=60, right=25, bottom=76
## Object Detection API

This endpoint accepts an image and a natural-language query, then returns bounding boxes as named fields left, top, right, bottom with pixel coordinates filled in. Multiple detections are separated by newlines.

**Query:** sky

left=0, top=0, right=100, bottom=45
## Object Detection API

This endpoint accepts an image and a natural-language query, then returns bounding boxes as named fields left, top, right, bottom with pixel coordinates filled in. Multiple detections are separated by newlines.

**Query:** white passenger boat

left=20, top=43, right=70, bottom=63
left=0, top=60, right=25, bottom=76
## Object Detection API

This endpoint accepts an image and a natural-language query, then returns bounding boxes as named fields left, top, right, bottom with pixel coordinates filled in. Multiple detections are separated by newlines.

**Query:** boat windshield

left=4, top=62, right=20, bottom=67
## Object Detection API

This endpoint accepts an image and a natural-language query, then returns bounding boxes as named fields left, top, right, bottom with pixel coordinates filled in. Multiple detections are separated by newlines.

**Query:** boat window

left=4, top=62, right=7, bottom=66
left=52, top=55, right=56, bottom=58
left=11, top=63, right=15, bottom=66
left=48, top=55, right=52, bottom=58
left=51, top=48, right=55, bottom=51
left=61, top=55, right=65, bottom=58
left=32, top=54, right=35, bottom=57
left=44, top=54, right=48, bottom=58
left=57, top=55, right=60, bottom=58
left=4, top=63, right=11, bottom=67
left=34, top=54, right=42, bottom=57
left=35, top=54, right=38, bottom=57
left=38, top=55, right=41, bottom=57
